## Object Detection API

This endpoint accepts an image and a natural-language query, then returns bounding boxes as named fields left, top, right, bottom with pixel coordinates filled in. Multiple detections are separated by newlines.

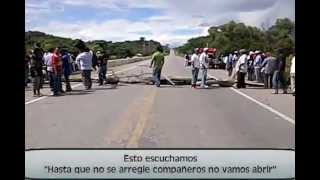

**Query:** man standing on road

left=190, top=48, right=200, bottom=88
left=30, top=43, right=44, bottom=97
left=273, top=49, right=288, bottom=94
left=254, top=50, right=263, bottom=83
left=226, top=52, right=233, bottom=77
left=261, top=52, right=277, bottom=89
left=96, top=51, right=108, bottom=86
left=235, top=49, right=248, bottom=89
left=150, top=46, right=165, bottom=87
left=61, top=49, right=72, bottom=92
left=44, top=48, right=54, bottom=92
left=75, top=41, right=94, bottom=90
left=52, top=48, right=64, bottom=96
left=199, top=48, right=209, bottom=88
left=290, top=55, right=295, bottom=96
left=25, top=52, right=31, bottom=87
left=247, top=51, right=255, bottom=81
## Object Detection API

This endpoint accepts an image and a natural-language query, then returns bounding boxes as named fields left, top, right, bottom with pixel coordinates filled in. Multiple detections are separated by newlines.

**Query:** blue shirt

left=62, top=54, right=71, bottom=76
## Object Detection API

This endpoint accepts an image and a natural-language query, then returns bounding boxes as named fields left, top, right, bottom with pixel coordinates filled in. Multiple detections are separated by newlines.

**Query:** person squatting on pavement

left=235, top=49, right=248, bottom=89
left=261, top=52, right=277, bottom=89
left=190, top=48, right=200, bottom=88
left=199, top=48, right=209, bottom=88
left=30, top=43, right=44, bottom=97
left=75, top=41, right=94, bottom=90
left=44, top=48, right=54, bottom=92
left=61, top=49, right=72, bottom=92
left=52, top=48, right=65, bottom=96
left=150, top=46, right=165, bottom=87
left=96, top=51, right=109, bottom=86
left=290, top=55, right=295, bottom=96
left=254, top=50, right=263, bottom=83
left=273, top=49, right=288, bottom=94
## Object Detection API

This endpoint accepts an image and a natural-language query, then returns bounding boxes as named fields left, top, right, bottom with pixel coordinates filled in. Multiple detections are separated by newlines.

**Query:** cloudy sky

left=26, top=0, right=295, bottom=47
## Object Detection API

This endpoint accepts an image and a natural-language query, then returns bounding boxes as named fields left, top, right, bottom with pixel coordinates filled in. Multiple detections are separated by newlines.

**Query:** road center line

left=208, top=74, right=295, bottom=125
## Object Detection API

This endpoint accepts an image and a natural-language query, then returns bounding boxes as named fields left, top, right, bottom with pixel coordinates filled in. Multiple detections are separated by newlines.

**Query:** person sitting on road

left=150, top=46, right=165, bottom=87
left=190, top=48, right=200, bottom=88
left=199, top=48, right=209, bottom=88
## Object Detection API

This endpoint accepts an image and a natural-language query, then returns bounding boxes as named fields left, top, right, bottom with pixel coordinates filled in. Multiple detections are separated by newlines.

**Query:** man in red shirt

left=52, top=48, right=64, bottom=96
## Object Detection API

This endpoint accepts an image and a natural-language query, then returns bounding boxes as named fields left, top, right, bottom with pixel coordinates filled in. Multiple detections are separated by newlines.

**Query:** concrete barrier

left=108, top=56, right=151, bottom=67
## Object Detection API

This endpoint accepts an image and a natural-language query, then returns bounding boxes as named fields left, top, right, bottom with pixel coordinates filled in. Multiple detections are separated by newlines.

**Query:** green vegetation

left=25, top=32, right=166, bottom=59
left=176, top=18, right=295, bottom=57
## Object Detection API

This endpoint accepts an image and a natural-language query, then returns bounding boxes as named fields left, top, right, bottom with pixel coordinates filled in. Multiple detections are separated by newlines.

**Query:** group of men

left=225, top=49, right=295, bottom=95
left=25, top=41, right=110, bottom=97
left=189, top=48, right=211, bottom=89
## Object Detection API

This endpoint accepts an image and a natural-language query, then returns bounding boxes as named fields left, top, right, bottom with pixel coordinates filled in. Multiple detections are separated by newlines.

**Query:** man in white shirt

left=235, top=49, right=248, bottom=88
left=75, top=41, right=94, bottom=90
left=199, top=48, right=209, bottom=88
left=290, top=56, right=295, bottom=96
left=44, top=48, right=54, bottom=92
left=190, top=48, right=200, bottom=88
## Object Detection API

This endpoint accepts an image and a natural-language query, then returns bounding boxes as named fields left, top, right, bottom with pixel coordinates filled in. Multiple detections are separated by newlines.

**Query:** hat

left=255, top=50, right=260, bottom=54
left=234, top=51, right=238, bottom=54
left=249, top=51, right=254, bottom=55
left=239, top=49, right=247, bottom=54
left=204, top=48, right=208, bottom=52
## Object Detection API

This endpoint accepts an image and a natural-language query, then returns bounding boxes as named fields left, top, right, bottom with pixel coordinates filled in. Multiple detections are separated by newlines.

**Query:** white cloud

left=26, top=0, right=295, bottom=47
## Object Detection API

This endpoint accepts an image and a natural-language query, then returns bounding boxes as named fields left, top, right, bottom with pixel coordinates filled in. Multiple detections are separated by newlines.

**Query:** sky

left=26, top=0, right=295, bottom=47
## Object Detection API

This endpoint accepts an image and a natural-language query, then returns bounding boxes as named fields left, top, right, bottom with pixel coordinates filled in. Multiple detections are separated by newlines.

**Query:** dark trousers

left=273, top=71, right=287, bottom=93
left=98, top=65, right=107, bottom=85
left=64, top=74, right=72, bottom=91
left=53, top=73, right=62, bottom=95
left=153, top=67, right=162, bottom=87
left=237, top=72, right=246, bottom=88
left=247, top=68, right=254, bottom=81
left=191, top=68, right=199, bottom=86
left=48, top=71, right=55, bottom=91
left=82, top=70, right=92, bottom=89
left=264, top=73, right=273, bottom=89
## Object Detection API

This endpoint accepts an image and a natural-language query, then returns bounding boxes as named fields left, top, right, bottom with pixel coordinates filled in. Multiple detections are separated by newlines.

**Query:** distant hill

left=25, top=31, right=166, bottom=59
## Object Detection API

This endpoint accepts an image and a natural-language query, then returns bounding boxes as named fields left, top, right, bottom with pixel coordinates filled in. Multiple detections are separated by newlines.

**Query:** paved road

left=25, top=51, right=294, bottom=149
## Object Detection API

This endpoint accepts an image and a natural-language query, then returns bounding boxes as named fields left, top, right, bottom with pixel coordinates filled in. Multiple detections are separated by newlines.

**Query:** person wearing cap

left=254, top=50, right=263, bottom=83
left=235, top=49, right=248, bottom=88
left=190, top=48, right=200, bottom=88
left=96, top=51, right=109, bottom=86
left=199, top=48, right=209, bottom=88
left=247, top=51, right=255, bottom=81
left=75, top=41, right=94, bottom=90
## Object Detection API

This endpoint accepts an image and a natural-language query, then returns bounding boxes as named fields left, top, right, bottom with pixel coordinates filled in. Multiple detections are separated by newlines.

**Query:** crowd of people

left=25, top=41, right=110, bottom=97
left=188, top=48, right=295, bottom=95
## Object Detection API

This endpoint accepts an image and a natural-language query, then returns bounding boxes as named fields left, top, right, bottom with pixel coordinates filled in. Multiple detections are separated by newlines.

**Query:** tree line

left=25, top=31, right=169, bottom=59
left=176, top=18, right=295, bottom=58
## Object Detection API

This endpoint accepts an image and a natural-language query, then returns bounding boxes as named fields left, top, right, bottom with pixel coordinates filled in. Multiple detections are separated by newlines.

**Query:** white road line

left=209, top=74, right=295, bottom=125
left=25, top=65, right=142, bottom=105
